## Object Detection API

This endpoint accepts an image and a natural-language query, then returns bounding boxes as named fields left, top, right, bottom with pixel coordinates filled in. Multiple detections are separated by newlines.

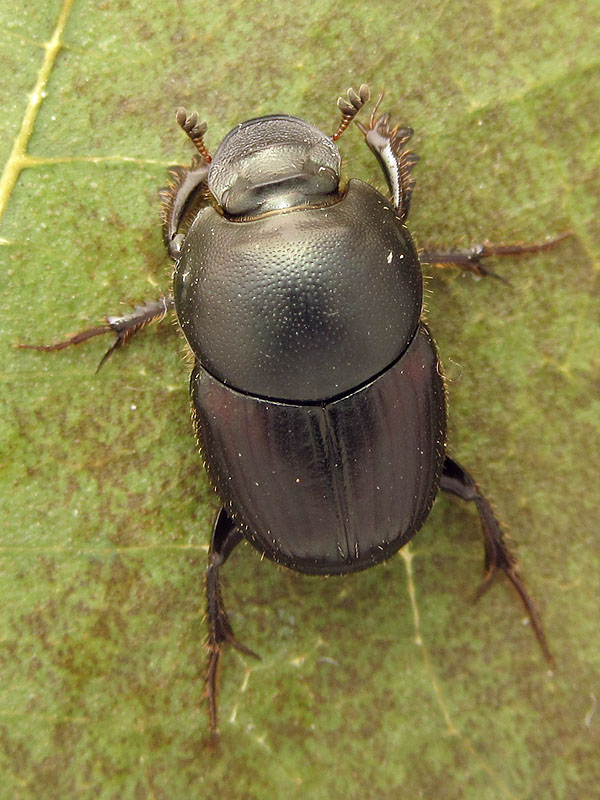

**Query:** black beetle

left=24, top=85, right=564, bottom=738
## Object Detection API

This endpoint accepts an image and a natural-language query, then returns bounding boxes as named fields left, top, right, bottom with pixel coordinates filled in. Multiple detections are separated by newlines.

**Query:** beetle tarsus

left=440, top=456, right=553, bottom=666
left=205, top=508, right=260, bottom=739
left=18, top=323, right=113, bottom=352
left=420, top=231, right=571, bottom=281
left=18, top=296, right=174, bottom=370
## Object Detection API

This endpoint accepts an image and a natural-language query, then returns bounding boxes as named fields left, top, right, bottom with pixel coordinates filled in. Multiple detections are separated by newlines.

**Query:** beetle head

left=208, top=115, right=341, bottom=217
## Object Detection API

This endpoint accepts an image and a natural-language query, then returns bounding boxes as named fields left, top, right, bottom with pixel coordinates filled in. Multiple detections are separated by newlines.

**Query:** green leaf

left=1, top=1, right=598, bottom=797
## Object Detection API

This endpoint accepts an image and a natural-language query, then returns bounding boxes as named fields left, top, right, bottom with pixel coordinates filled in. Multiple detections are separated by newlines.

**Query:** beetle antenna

left=332, top=84, right=370, bottom=141
left=176, top=107, right=212, bottom=162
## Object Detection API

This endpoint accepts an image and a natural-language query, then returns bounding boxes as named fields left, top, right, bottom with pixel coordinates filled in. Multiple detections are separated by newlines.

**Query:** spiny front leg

left=159, top=108, right=213, bottom=259
left=440, top=456, right=553, bottom=665
left=354, top=92, right=419, bottom=222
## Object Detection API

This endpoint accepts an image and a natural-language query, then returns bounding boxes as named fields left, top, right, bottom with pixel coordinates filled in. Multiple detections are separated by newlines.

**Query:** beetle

left=23, top=84, right=564, bottom=738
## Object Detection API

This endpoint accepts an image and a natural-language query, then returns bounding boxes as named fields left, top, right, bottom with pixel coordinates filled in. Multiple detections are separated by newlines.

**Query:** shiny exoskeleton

left=23, top=85, right=565, bottom=740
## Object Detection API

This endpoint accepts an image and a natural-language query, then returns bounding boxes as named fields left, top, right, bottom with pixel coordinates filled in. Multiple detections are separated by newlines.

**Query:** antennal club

left=176, top=108, right=212, bottom=162
left=332, top=84, right=370, bottom=141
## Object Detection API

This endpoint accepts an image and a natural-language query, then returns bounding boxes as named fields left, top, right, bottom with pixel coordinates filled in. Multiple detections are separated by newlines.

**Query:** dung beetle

left=23, top=84, right=565, bottom=739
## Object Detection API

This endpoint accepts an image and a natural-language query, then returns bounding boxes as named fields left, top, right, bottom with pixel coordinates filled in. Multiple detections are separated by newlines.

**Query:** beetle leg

left=332, top=84, right=370, bottom=141
left=420, top=231, right=571, bottom=282
left=159, top=155, right=210, bottom=259
left=157, top=108, right=214, bottom=259
left=206, top=507, right=260, bottom=740
left=19, top=295, right=174, bottom=372
left=354, top=101, right=419, bottom=222
left=440, top=456, right=553, bottom=666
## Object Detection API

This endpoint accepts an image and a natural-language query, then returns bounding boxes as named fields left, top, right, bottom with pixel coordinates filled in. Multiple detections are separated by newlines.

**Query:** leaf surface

left=1, top=1, right=599, bottom=797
